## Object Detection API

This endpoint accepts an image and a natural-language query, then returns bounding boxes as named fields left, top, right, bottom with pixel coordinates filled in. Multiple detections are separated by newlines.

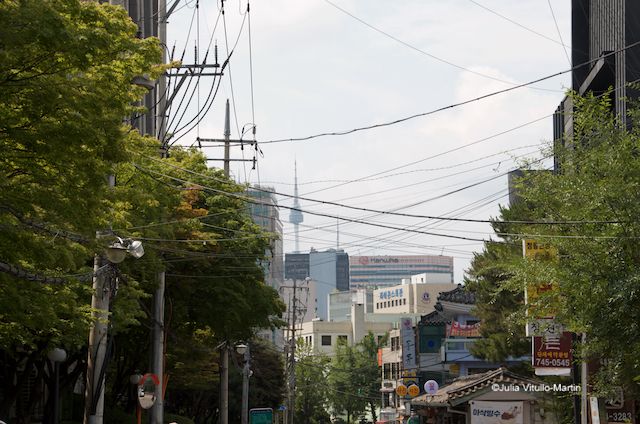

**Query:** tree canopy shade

left=0, top=1, right=285, bottom=421
left=0, top=1, right=162, bottom=417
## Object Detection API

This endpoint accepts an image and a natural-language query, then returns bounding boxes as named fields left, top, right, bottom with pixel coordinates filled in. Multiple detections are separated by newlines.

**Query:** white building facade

left=349, top=255, right=454, bottom=290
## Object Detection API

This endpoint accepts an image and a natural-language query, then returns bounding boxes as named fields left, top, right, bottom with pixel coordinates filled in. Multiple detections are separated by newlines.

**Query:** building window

left=321, top=335, right=332, bottom=346
left=337, top=335, right=348, bottom=345
left=419, top=324, right=445, bottom=353
left=403, top=298, right=407, bottom=305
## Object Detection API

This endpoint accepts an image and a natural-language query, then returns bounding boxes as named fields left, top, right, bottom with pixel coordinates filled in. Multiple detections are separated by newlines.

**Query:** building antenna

left=289, top=161, right=304, bottom=252
left=337, top=217, right=340, bottom=249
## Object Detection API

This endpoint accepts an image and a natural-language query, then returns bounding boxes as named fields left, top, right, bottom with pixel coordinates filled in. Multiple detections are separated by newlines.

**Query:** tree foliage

left=0, top=1, right=285, bottom=421
left=296, top=342, right=331, bottom=424
left=465, top=204, right=532, bottom=363
left=468, top=93, right=640, bottom=395
left=327, top=333, right=384, bottom=424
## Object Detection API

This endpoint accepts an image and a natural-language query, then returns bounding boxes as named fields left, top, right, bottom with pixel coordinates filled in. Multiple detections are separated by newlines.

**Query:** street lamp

left=129, top=372, right=143, bottom=424
left=48, top=348, right=67, bottom=424
left=85, top=237, right=144, bottom=424
left=105, top=237, right=145, bottom=264
left=236, top=343, right=252, bottom=424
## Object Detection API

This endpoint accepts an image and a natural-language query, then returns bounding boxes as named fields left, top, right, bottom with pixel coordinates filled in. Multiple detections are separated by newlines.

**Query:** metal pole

left=150, top=271, right=165, bottom=424
left=84, top=255, right=111, bottom=424
left=224, top=99, right=231, bottom=177
left=288, top=279, right=297, bottom=424
left=53, top=361, right=60, bottom=424
left=241, top=344, right=251, bottom=424
left=581, top=333, right=588, bottom=424
left=220, top=344, right=229, bottom=424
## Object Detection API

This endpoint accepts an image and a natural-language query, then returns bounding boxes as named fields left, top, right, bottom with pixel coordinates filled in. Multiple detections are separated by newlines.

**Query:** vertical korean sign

left=522, top=239, right=571, bottom=376
left=400, top=318, right=416, bottom=370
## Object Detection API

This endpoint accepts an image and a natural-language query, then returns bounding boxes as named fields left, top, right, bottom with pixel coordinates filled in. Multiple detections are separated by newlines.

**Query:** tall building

left=247, top=186, right=284, bottom=347
left=247, top=186, right=284, bottom=291
left=554, top=0, right=640, bottom=171
left=284, top=249, right=350, bottom=321
left=349, top=255, right=454, bottom=290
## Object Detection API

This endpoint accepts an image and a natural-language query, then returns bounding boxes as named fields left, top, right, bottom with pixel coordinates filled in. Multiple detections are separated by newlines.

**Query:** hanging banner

left=523, top=239, right=560, bottom=337
left=448, top=321, right=481, bottom=337
left=400, top=318, right=417, bottom=369
left=470, top=401, right=524, bottom=424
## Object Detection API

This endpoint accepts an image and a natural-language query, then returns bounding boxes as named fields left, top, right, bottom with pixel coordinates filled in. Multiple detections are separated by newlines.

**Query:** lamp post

left=236, top=343, right=251, bottom=424
left=48, top=348, right=67, bottom=424
left=129, top=372, right=143, bottom=424
left=84, top=237, right=144, bottom=424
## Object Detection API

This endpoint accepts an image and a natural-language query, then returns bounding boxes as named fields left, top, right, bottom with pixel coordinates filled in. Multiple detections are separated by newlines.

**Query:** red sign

left=448, top=321, right=481, bottom=338
left=532, top=331, right=572, bottom=368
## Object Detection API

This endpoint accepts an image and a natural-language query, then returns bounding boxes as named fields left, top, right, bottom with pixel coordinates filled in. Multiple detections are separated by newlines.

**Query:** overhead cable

left=259, top=41, right=640, bottom=144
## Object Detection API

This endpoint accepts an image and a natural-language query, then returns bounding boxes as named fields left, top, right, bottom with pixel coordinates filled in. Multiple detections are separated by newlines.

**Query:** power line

left=259, top=41, right=640, bottom=144
left=467, top=0, right=568, bottom=47
left=323, top=0, right=560, bottom=92
left=546, top=0, right=571, bottom=66
left=137, top=154, right=624, bottom=227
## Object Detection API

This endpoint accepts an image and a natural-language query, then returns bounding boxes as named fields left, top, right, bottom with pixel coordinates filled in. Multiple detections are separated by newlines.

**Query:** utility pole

left=196, top=99, right=256, bottom=176
left=280, top=277, right=309, bottom=424
left=150, top=0, right=168, bottom=421
left=241, top=344, right=251, bottom=424
left=224, top=99, right=231, bottom=177
left=84, top=255, right=110, bottom=424
left=288, top=278, right=297, bottom=424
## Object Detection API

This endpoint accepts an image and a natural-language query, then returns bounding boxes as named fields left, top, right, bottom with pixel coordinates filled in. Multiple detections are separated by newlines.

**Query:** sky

left=165, top=0, right=573, bottom=284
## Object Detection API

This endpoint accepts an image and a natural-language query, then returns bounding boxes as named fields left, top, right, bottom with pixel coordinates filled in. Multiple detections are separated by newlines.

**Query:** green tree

left=0, top=0, right=161, bottom=419
left=328, top=341, right=365, bottom=424
left=101, top=148, right=286, bottom=422
left=296, top=342, right=331, bottom=424
left=353, top=333, right=385, bottom=423
left=512, top=93, right=640, bottom=393
left=465, top=204, right=532, bottom=363
left=470, top=93, right=640, bottom=395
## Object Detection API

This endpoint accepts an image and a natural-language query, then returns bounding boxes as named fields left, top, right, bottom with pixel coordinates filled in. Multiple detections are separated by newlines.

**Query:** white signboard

left=470, top=401, right=524, bottom=424
left=400, top=318, right=416, bottom=369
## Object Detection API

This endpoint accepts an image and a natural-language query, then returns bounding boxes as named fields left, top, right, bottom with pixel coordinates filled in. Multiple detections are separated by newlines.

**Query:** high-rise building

left=554, top=0, right=640, bottom=171
left=247, top=186, right=284, bottom=346
left=284, top=249, right=350, bottom=321
left=247, top=186, right=284, bottom=291
left=349, top=255, right=454, bottom=290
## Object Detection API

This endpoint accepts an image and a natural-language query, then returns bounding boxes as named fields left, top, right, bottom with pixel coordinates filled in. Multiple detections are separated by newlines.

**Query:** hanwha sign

left=358, top=256, right=370, bottom=265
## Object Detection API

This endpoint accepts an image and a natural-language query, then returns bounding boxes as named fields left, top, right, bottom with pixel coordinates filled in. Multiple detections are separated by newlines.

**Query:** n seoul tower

left=289, top=162, right=304, bottom=253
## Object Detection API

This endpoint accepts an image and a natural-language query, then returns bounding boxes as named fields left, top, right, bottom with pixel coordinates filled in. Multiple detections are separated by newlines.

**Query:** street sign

left=533, top=331, right=572, bottom=376
left=408, top=384, right=420, bottom=398
left=250, top=408, right=273, bottom=424
left=395, top=384, right=408, bottom=397
left=424, top=380, right=439, bottom=395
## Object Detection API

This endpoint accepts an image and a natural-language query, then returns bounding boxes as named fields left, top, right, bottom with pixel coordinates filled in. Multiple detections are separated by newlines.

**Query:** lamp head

left=105, top=240, right=127, bottom=263
left=128, top=240, right=145, bottom=258
left=47, top=348, right=67, bottom=363
left=235, top=343, right=247, bottom=355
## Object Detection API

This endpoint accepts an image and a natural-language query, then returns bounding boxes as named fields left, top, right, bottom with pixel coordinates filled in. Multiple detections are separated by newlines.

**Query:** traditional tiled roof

left=437, top=285, right=476, bottom=305
left=411, top=368, right=542, bottom=407
left=418, top=310, right=449, bottom=326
